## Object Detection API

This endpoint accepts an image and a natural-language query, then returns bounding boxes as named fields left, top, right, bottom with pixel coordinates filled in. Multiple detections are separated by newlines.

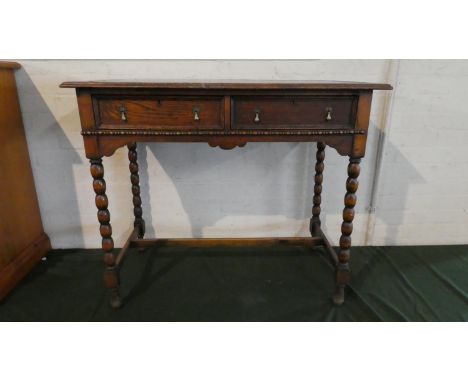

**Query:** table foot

left=109, top=291, right=122, bottom=309
left=332, top=286, right=345, bottom=305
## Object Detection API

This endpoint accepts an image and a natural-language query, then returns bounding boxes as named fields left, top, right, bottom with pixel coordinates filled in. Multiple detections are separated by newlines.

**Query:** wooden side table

left=61, top=80, right=392, bottom=309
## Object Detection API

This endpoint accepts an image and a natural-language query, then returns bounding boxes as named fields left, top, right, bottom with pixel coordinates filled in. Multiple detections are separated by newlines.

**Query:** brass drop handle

left=119, top=106, right=127, bottom=122
left=254, top=109, right=260, bottom=123
left=193, top=107, right=200, bottom=121
left=325, top=107, right=332, bottom=121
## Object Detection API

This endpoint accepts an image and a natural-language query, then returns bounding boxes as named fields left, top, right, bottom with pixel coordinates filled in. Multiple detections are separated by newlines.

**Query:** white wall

left=13, top=60, right=468, bottom=248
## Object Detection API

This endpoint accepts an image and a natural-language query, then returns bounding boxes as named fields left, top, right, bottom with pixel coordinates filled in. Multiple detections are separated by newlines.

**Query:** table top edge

left=59, top=80, right=393, bottom=90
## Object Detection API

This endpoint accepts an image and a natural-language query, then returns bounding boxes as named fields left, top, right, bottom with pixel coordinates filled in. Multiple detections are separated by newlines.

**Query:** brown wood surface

left=96, top=96, right=223, bottom=129
left=316, top=227, right=338, bottom=266
left=0, top=233, right=50, bottom=300
left=232, top=96, right=357, bottom=129
left=89, top=158, right=121, bottom=308
left=61, top=80, right=392, bottom=90
left=115, top=227, right=138, bottom=267
left=127, top=143, right=145, bottom=238
left=72, top=87, right=376, bottom=159
left=131, top=237, right=323, bottom=248
left=310, top=142, right=326, bottom=236
left=0, top=61, right=21, bottom=70
left=334, top=158, right=361, bottom=305
left=352, top=91, right=373, bottom=157
left=81, top=133, right=357, bottom=158
left=0, top=64, right=51, bottom=300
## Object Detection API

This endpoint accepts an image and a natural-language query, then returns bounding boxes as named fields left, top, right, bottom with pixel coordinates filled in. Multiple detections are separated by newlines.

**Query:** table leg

left=333, top=157, right=361, bottom=305
left=128, top=143, right=146, bottom=239
left=90, top=159, right=121, bottom=309
left=310, top=142, right=326, bottom=237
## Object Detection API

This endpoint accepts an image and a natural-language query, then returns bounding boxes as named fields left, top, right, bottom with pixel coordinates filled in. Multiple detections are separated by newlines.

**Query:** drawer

left=232, top=96, right=357, bottom=129
left=95, top=96, right=224, bottom=129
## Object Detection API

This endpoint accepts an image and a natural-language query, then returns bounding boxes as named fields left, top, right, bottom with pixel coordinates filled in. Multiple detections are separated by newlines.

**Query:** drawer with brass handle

left=95, top=96, right=224, bottom=130
left=232, top=96, right=358, bottom=129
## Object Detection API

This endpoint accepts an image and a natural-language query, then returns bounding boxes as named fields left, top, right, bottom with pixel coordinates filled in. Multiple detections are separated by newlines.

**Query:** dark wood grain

left=0, top=63, right=51, bottom=300
left=130, top=237, right=323, bottom=248
left=71, top=86, right=379, bottom=159
left=232, top=96, right=357, bottom=129
left=127, top=143, right=145, bottom=238
left=61, top=80, right=393, bottom=90
left=334, top=158, right=361, bottom=305
left=310, top=142, right=326, bottom=236
left=97, top=96, right=223, bottom=129
left=352, top=91, right=373, bottom=157
left=90, top=158, right=121, bottom=309
left=80, top=132, right=358, bottom=158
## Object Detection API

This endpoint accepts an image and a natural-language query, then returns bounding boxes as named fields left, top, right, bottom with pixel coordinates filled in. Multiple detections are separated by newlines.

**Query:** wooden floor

left=0, top=245, right=467, bottom=321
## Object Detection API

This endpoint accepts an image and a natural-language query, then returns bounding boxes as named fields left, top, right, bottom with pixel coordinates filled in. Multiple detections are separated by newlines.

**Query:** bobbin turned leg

left=333, top=158, right=361, bottom=305
left=127, top=143, right=145, bottom=239
left=90, top=159, right=121, bottom=309
left=310, top=142, right=326, bottom=237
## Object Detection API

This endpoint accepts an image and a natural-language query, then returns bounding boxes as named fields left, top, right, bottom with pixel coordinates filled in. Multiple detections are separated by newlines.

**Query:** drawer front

left=96, top=97, right=224, bottom=129
left=232, top=96, right=357, bottom=129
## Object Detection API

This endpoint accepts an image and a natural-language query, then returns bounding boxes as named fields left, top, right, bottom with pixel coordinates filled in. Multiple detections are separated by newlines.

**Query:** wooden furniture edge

left=115, top=227, right=138, bottom=267
left=60, top=81, right=393, bottom=90
left=0, top=61, right=21, bottom=70
left=115, top=231, right=331, bottom=273
left=0, top=232, right=51, bottom=300
left=130, top=236, right=324, bottom=249
left=316, top=227, right=338, bottom=266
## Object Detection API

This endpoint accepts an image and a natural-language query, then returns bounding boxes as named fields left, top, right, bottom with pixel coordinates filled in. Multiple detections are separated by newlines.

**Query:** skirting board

left=0, top=232, right=51, bottom=300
